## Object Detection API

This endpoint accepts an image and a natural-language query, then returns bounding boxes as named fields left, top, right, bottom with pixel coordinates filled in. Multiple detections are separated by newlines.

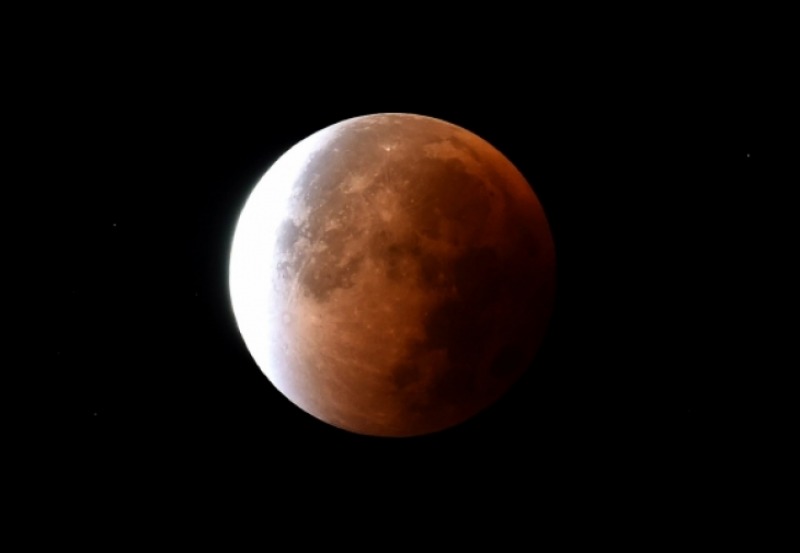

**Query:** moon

left=230, top=113, right=555, bottom=437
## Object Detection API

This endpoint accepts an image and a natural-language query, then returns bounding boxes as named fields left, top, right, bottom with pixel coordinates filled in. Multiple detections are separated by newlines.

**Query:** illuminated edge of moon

left=229, top=122, right=341, bottom=393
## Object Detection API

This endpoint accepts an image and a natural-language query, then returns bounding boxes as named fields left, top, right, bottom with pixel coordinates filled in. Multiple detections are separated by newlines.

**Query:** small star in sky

left=746, top=153, right=751, bottom=158
left=93, top=412, right=98, bottom=416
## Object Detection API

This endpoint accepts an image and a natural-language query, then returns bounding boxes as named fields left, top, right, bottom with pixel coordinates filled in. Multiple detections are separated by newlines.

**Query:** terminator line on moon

left=230, top=113, right=555, bottom=437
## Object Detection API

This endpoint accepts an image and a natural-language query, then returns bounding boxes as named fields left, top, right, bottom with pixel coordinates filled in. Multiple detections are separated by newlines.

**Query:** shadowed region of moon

left=230, top=113, right=556, bottom=437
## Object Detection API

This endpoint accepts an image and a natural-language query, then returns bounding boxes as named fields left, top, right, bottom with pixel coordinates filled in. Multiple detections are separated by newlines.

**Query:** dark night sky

left=19, top=19, right=783, bottom=525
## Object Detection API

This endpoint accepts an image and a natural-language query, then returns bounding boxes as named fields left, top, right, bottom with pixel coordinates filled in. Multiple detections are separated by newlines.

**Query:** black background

left=18, top=15, right=782, bottom=530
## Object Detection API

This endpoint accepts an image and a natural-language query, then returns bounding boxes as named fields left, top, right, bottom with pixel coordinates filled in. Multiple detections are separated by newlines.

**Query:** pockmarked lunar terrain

left=230, top=113, right=555, bottom=437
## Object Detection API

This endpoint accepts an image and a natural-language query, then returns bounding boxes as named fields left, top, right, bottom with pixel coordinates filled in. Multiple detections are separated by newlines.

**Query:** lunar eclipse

left=230, top=113, right=555, bottom=437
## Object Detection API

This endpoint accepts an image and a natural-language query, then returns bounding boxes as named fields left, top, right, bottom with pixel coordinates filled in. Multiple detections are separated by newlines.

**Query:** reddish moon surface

left=230, top=113, right=555, bottom=437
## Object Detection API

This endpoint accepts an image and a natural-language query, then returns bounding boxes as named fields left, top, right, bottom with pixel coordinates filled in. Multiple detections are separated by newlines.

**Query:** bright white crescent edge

left=229, top=122, right=341, bottom=390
